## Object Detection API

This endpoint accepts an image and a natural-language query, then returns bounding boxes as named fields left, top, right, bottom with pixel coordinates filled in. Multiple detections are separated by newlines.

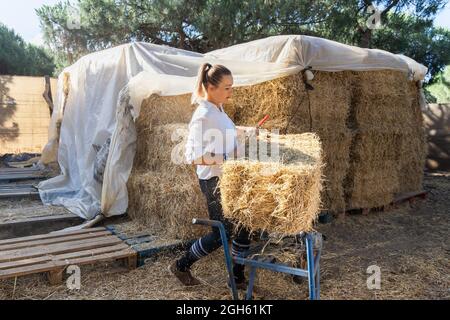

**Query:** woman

left=169, top=63, right=251, bottom=289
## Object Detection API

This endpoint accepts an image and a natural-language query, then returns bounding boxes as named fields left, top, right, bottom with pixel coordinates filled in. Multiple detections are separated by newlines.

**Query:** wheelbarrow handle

left=192, top=218, right=223, bottom=228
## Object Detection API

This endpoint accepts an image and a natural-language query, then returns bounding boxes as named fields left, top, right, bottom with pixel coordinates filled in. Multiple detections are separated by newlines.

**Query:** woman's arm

left=236, top=126, right=259, bottom=137
left=191, top=152, right=226, bottom=165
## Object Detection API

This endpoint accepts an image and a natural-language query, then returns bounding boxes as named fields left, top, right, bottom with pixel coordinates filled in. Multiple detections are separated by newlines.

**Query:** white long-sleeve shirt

left=185, top=99, right=237, bottom=180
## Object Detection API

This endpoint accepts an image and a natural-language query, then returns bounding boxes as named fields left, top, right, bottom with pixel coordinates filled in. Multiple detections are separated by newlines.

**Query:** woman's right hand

left=192, top=152, right=226, bottom=166
left=236, top=126, right=259, bottom=138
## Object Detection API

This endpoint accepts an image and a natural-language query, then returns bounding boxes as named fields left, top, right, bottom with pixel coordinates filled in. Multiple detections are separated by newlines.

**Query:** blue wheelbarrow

left=192, top=218, right=323, bottom=300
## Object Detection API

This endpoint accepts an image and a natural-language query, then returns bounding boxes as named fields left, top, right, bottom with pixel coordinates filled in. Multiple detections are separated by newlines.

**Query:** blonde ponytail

left=191, top=63, right=232, bottom=104
left=195, top=63, right=212, bottom=99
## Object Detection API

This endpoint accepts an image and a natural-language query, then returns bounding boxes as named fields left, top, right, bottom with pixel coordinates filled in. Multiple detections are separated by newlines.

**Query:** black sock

left=231, top=239, right=250, bottom=281
left=233, top=264, right=246, bottom=282
left=176, top=251, right=198, bottom=272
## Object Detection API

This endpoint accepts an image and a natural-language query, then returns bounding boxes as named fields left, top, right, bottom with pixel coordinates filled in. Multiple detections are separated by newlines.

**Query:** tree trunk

left=359, top=28, right=372, bottom=48
left=179, top=25, right=186, bottom=49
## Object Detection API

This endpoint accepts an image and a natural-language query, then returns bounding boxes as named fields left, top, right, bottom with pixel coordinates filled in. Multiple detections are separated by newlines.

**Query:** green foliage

left=370, top=13, right=450, bottom=83
left=0, top=23, right=55, bottom=76
left=35, top=0, right=450, bottom=82
left=425, top=66, right=450, bottom=102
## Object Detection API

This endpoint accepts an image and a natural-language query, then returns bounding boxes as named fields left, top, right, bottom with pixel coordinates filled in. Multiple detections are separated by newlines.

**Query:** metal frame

left=192, top=218, right=322, bottom=300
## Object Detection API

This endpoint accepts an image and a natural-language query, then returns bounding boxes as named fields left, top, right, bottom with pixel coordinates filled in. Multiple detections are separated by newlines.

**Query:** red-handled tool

left=257, top=114, right=270, bottom=128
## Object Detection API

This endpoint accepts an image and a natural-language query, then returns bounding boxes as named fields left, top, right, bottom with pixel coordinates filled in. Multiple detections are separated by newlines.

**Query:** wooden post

left=43, top=75, right=54, bottom=116
left=47, top=268, right=64, bottom=285
left=126, top=254, right=137, bottom=270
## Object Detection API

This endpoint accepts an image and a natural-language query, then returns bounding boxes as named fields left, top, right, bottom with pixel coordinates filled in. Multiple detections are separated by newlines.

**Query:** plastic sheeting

left=38, top=35, right=428, bottom=220
left=206, top=35, right=428, bottom=80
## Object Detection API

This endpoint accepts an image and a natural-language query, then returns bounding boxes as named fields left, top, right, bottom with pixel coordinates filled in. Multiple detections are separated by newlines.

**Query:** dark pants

left=176, top=176, right=251, bottom=280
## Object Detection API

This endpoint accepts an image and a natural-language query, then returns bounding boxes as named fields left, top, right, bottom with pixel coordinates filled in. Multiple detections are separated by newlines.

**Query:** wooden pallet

left=0, top=184, right=39, bottom=198
left=0, top=227, right=137, bottom=285
left=0, top=167, right=41, bottom=173
left=105, top=225, right=196, bottom=267
left=0, top=213, right=83, bottom=240
left=0, top=168, right=46, bottom=182
left=322, top=190, right=428, bottom=220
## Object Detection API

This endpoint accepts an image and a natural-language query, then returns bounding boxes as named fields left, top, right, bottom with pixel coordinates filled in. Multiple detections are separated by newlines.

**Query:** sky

left=0, top=0, right=62, bottom=45
left=0, top=0, right=449, bottom=46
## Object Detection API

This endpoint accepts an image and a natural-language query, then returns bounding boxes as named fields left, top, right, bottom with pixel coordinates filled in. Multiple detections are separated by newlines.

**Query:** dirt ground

left=0, top=172, right=448, bottom=300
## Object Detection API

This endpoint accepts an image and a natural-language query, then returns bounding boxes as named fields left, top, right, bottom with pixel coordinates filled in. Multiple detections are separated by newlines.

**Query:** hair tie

left=203, top=64, right=211, bottom=84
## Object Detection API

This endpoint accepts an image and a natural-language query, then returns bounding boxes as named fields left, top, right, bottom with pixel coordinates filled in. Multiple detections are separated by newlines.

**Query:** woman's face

left=207, top=75, right=233, bottom=105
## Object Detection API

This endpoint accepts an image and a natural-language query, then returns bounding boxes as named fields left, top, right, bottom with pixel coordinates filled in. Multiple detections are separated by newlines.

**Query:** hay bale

left=135, top=123, right=189, bottom=172
left=127, top=69, right=426, bottom=240
left=128, top=113, right=208, bottom=239
left=127, top=168, right=207, bottom=240
left=397, top=135, right=426, bottom=193
left=350, top=131, right=403, bottom=162
left=345, top=160, right=400, bottom=209
left=226, top=69, right=426, bottom=212
left=225, top=72, right=353, bottom=213
left=308, top=72, right=353, bottom=212
left=350, top=71, right=413, bottom=133
left=220, top=132, right=323, bottom=235
left=225, top=73, right=308, bottom=132
left=308, top=71, right=352, bottom=131
left=396, top=82, right=427, bottom=193
left=344, top=71, right=426, bottom=208
left=133, top=93, right=194, bottom=166
left=319, top=132, right=353, bottom=212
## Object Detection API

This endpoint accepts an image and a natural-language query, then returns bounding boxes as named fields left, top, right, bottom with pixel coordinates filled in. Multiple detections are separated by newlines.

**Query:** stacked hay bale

left=225, top=70, right=426, bottom=212
left=343, top=71, right=427, bottom=209
left=225, top=73, right=307, bottom=132
left=225, top=72, right=353, bottom=213
left=127, top=69, right=426, bottom=240
left=127, top=94, right=208, bottom=240
left=220, top=132, right=323, bottom=235
left=397, top=81, right=427, bottom=193
left=306, top=72, right=353, bottom=213
left=344, top=71, right=406, bottom=209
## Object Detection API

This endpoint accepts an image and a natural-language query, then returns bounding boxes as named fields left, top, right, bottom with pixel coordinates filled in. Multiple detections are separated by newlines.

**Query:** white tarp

left=38, top=35, right=428, bottom=220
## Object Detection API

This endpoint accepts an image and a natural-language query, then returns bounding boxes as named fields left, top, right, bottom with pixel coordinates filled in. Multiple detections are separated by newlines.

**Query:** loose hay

left=220, top=132, right=323, bottom=235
